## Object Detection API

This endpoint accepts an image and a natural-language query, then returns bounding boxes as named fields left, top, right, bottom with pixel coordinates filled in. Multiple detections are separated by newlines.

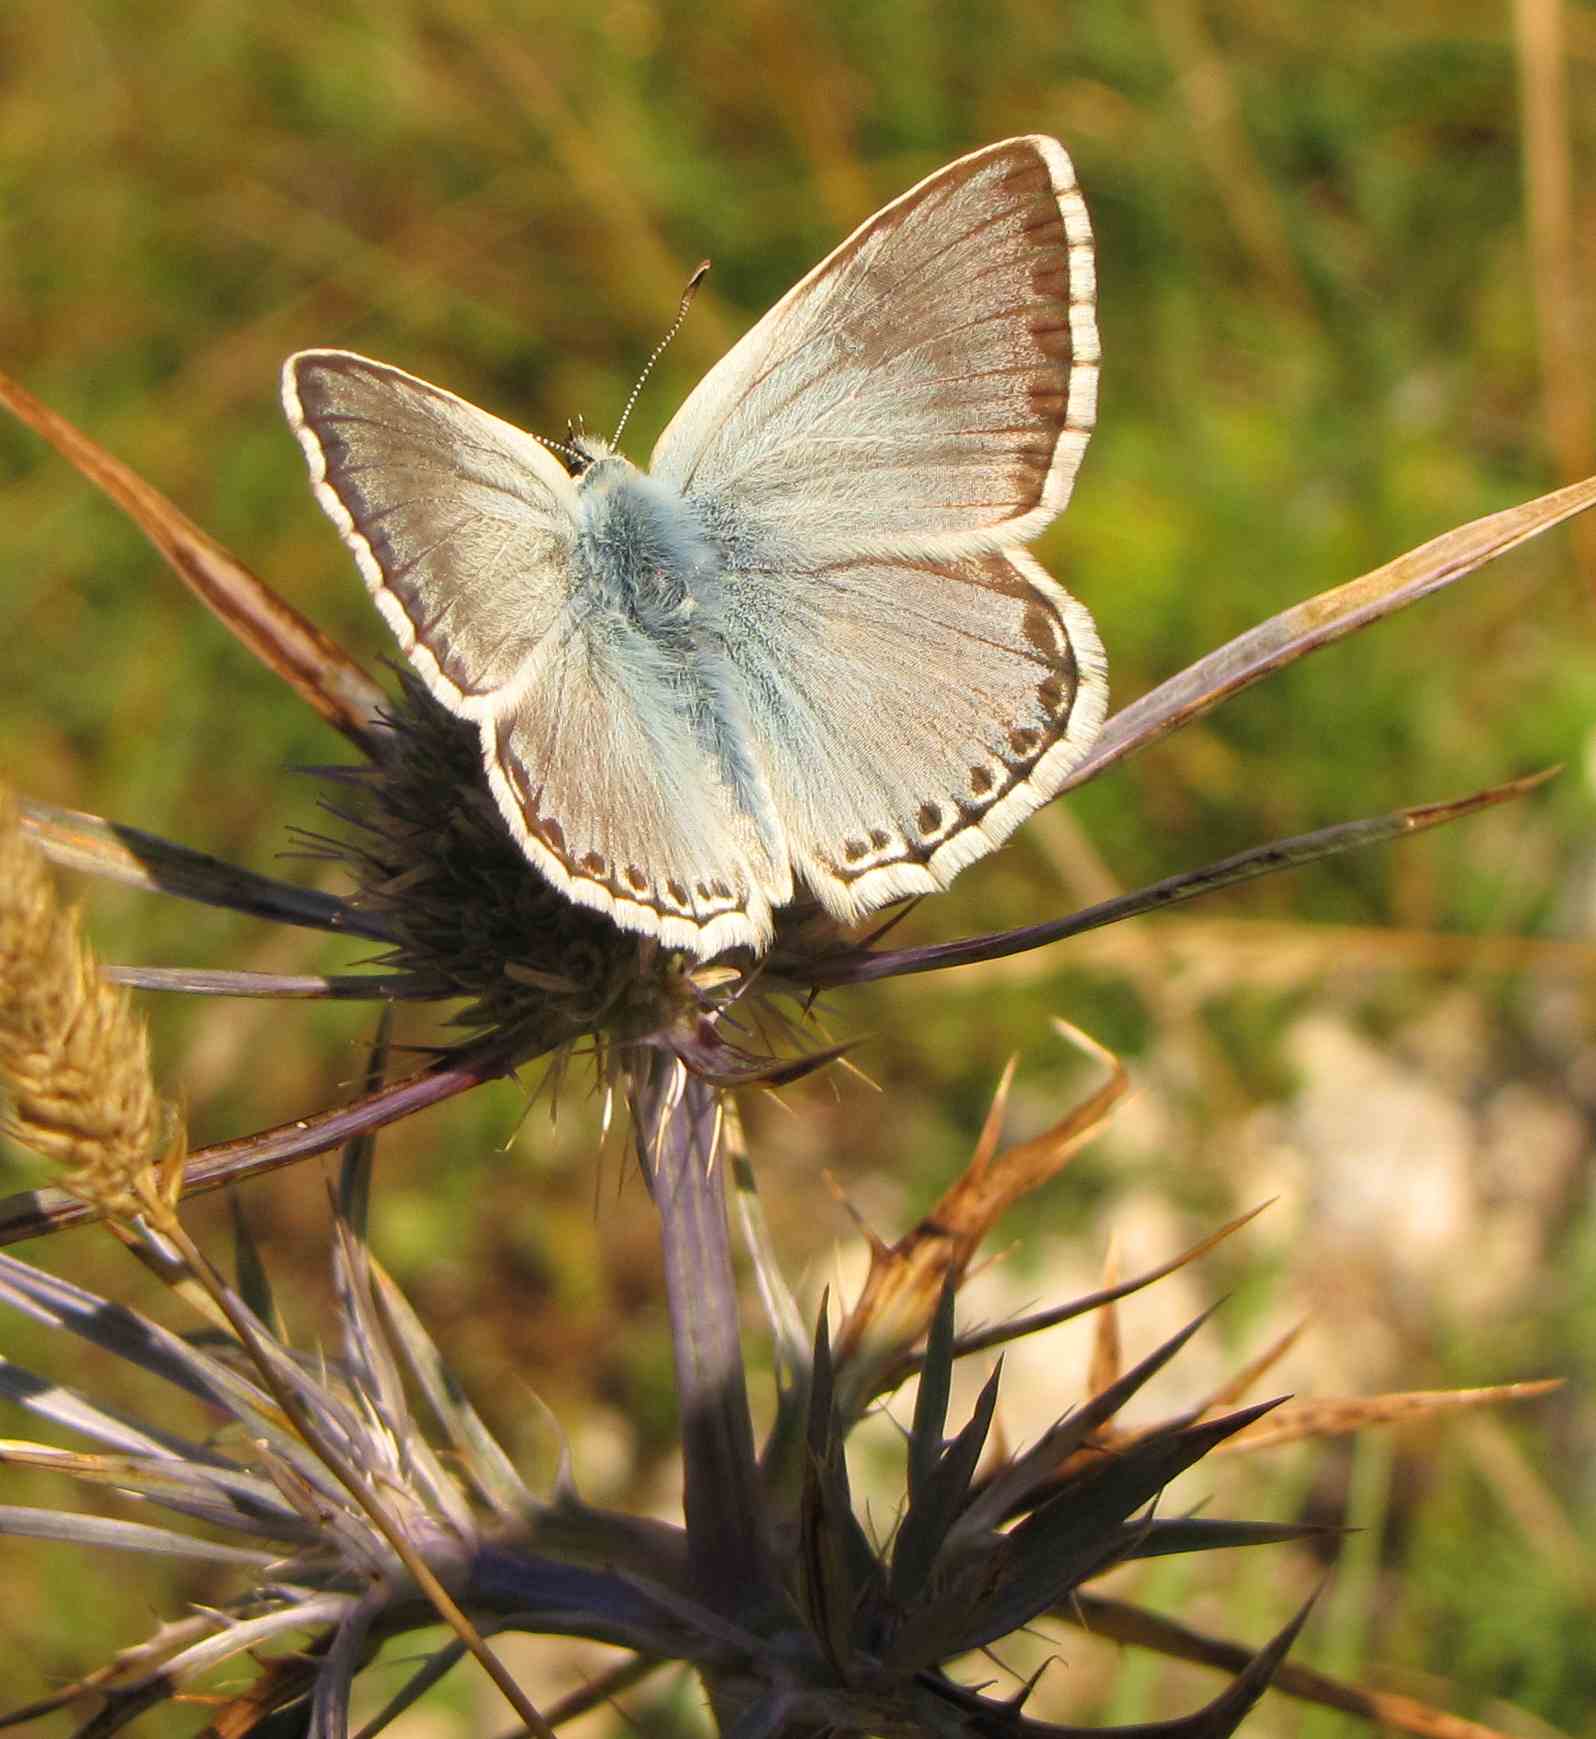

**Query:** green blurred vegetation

left=1, top=0, right=1594, bottom=1733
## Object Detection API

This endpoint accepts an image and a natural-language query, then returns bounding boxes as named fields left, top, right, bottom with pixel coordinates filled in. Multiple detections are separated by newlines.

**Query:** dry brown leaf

left=1211, top=1381, right=1564, bottom=1455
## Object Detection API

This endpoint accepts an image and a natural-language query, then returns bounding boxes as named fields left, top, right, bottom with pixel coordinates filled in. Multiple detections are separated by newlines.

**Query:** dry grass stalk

left=0, top=787, right=164, bottom=1216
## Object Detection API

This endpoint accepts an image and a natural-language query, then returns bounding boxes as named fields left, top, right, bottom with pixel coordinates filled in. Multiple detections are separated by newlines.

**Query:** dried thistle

left=0, top=786, right=168, bottom=1218
left=0, top=1039, right=1554, bottom=1738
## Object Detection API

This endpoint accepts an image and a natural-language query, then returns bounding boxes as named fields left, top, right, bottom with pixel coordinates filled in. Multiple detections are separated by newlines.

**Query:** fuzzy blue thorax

left=571, top=449, right=722, bottom=636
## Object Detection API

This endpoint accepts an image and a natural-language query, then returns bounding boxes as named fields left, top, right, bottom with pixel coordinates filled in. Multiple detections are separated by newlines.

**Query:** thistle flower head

left=0, top=1073, right=1318, bottom=1737
left=299, top=669, right=867, bottom=1115
left=0, top=1202, right=698, bottom=1729
left=326, top=673, right=714, bottom=1042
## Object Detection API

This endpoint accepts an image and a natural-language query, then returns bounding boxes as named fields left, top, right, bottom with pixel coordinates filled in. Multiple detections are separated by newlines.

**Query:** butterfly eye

left=563, top=418, right=596, bottom=475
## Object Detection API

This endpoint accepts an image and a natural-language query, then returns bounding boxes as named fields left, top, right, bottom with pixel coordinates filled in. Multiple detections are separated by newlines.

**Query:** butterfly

left=282, top=135, right=1104, bottom=961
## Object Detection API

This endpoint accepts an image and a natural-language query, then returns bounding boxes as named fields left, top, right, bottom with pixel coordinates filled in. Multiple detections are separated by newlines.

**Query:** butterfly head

left=546, top=421, right=615, bottom=478
left=568, top=432, right=615, bottom=472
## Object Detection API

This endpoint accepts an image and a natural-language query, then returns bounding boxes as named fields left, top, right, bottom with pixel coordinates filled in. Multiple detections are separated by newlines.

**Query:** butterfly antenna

left=612, top=259, right=711, bottom=448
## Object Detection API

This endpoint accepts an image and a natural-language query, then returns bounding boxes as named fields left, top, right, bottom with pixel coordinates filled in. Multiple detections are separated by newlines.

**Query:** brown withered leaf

left=830, top=1021, right=1128, bottom=1416
left=1086, top=1238, right=1125, bottom=1401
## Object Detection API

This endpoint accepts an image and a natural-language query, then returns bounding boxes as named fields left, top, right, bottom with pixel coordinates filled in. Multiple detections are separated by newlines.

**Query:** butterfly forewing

left=648, top=135, right=1106, bottom=929
left=284, top=352, right=582, bottom=709
left=650, top=135, right=1098, bottom=561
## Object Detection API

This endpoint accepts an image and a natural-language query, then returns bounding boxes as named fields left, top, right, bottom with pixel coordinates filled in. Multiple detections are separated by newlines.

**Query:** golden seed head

left=0, top=788, right=167, bottom=1217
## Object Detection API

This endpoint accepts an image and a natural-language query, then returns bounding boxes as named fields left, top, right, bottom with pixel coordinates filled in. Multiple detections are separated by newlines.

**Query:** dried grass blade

left=844, top=770, right=1558, bottom=984
left=832, top=1026, right=1127, bottom=1412
left=103, top=967, right=429, bottom=999
left=0, top=363, right=388, bottom=750
left=1211, top=1380, right=1564, bottom=1455
left=1067, top=1591, right=1531, bottom=1739
left=948, top=1202, right=1272, bottom=1361
left=1196, top=1317, right=1309, bottom=1411
left=1067, top=473, right=1596, bottom=786
left=21, top=798, right=392, bottom=939
left=0, top=1022, right=535, bottom=1245
left=0, top=1502, right=275, bottom=1565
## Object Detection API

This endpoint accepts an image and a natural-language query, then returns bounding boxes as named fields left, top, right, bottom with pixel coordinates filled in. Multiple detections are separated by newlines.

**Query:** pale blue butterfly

left=282, top=135, right=1105, bottom=960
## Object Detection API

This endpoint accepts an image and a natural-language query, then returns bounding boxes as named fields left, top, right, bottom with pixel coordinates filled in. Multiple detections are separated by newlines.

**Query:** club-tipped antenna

left=612, top=260, right=711, bottom=448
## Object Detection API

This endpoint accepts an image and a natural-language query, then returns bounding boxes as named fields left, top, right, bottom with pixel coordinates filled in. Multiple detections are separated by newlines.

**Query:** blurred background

left=1, top=0, right=1594, bottom=1731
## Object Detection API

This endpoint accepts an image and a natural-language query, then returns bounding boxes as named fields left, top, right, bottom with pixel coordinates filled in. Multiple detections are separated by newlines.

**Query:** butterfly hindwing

left=715, top=546, right=1105, bottom=921
left=479, top=608, right=783, bottom=956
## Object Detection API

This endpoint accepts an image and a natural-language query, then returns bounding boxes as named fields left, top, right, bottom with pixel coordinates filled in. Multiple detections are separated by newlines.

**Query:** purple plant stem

left=634, top=1053, right=771, bottom=1612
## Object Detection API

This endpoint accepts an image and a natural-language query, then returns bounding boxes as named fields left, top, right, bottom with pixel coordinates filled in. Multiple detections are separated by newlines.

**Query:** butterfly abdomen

left=568, top=456, right=787, bottom=876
